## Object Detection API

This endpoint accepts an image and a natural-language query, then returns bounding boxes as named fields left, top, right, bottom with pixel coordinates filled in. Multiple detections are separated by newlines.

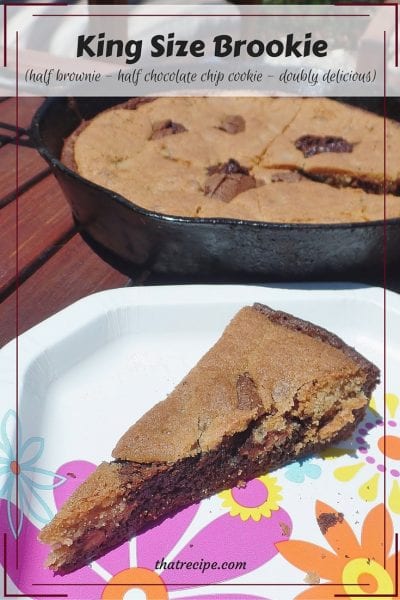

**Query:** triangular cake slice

left=39, top=303, right=379, bottom=574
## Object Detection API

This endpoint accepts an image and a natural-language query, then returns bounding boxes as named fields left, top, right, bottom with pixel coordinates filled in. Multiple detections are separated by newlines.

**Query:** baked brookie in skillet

left=39, top=303, right=379, bottom=574
left=61, top=97, right=400, bottom=223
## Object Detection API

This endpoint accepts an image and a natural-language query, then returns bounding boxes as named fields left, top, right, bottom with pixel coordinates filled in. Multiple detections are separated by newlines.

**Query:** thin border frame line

left=2, top=3, right=68, bottom=68
left=2, top=6, right=398, bottom=600
left=335, top=2, right=398, bottom=67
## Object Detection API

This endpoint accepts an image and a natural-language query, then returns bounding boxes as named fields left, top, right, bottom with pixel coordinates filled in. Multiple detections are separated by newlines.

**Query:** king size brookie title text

left=76, top=32, right=328, bottom=64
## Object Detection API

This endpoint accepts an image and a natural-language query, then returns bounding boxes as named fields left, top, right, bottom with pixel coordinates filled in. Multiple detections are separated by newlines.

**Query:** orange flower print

left=277, top=500, right=399, bottom=599
left=324, top=394, right=400, bottom=515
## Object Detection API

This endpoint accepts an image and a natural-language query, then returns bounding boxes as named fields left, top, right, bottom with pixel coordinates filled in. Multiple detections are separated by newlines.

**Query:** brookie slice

left=39, top=303, right=379, bottom=574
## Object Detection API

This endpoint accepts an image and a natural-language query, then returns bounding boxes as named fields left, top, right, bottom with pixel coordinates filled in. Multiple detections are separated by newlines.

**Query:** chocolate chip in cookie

left=236, top=372, right=263, bottom=413
left=150, top=119, right=187, bottom=140
left=207, top=158, right=250, bottom=177
left=218, top=115, right=245, bottom=134
left=205, top=159, right=256, bottom=202
left=295, top=135, right=353, bottom=158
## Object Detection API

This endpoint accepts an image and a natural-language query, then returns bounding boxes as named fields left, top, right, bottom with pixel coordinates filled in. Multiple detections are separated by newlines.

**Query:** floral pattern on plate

left=328, top=394, right=400, bottom=515
left=0, top=390, right=398, bottom=599
left=0, top=410, right=66, bottom=538
left=0, top=459, right=292, bottom=599
left=277, top=500, right=399, bottom=599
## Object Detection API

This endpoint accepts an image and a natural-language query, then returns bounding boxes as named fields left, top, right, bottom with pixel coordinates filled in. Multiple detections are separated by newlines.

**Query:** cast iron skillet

left=31, top=97, right=400, bottom=282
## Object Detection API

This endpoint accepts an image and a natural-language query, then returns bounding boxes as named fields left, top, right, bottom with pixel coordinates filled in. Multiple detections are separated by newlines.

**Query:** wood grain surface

left=0, top=174, right=75, bottom=297
left=0, top=143, right=50, bottom=207
left=0, top=97, right=44, bottom=137
left=0, top=234, right=129, bottom=345
left=0, top=97, right=130, bottom=348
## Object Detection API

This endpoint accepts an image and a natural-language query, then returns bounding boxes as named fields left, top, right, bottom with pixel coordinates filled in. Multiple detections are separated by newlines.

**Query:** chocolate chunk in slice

left=218, top=115, right=246, bottom=134
left=295, top=135, right=353, bottom=158
left=207, top=158, right=250, bottom=177
left=236, top=372, right=264, bottom=412
left=150, top=119, right=187, bottom=140
left=205, top=159, right=256, bottom=202
left=39, top=304, right=379, bottom=576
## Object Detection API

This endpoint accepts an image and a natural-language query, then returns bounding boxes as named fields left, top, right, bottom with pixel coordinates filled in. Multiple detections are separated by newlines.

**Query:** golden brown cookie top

left=68, top=97, right=400, bottom=224
left=112, top=304, right=373, bottom=464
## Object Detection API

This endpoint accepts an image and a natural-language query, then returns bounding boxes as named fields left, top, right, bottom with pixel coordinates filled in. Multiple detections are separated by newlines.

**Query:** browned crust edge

left=60, top=97, right=154, bottom=170
left=253, top=302, right=380, bottom=395
left=61, top=120, right=87, bottom=170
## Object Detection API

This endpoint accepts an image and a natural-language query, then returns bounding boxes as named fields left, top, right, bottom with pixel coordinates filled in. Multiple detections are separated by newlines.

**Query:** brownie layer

left=298, top=171, right=400, bottom=197
left=45, top=402, right=367, bottom=575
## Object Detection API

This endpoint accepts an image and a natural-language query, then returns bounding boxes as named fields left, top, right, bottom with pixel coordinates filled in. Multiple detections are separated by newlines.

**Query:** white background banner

left=0, top=4, right=398, bottom=96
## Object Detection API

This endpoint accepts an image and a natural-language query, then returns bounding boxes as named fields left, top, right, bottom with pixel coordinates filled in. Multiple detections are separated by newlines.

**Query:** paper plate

left=0, top=283, right=399, bottom=599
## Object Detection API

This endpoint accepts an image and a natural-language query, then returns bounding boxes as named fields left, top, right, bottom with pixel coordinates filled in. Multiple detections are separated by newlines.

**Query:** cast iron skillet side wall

left=31, top=97, right=400, bottom=281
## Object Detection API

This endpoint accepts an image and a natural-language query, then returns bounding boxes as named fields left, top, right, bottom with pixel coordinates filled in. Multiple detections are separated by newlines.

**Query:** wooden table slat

left=0, top=234, right=129, bottom=347
left=0, top=97, right=45, bottom=137
left=0, top=174, right=75, bottom=297
left=0, top=143, right=49, bottom=206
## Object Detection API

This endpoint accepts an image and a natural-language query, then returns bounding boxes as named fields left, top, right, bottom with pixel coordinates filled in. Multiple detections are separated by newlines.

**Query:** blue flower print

left=0, top=410, right=66, bottom=538
left=284, top=459, right=322, bottom=484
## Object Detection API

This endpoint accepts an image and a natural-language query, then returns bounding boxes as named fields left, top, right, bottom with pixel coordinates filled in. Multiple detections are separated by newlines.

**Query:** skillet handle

left=0, top=122, right=36, bottom=148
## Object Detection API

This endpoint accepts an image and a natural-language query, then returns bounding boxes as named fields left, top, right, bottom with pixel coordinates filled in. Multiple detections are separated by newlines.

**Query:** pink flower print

left=1, top=460, right=292, bottom=599
left=0, top=497, right=106, bottom=599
